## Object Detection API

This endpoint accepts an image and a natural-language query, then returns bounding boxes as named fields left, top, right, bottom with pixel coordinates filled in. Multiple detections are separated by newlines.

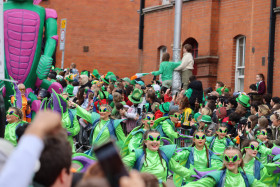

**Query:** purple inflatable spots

left=13, top=81, right=22, bottom=109
left=4, top=9, right=40, bottom=83
left=52, top=93, right=62, bottom=115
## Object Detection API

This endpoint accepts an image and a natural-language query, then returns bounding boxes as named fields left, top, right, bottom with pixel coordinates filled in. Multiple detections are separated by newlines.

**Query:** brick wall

left=142, top=0, right=280, bottom=96
left=41, top=0, right=140, bottom=77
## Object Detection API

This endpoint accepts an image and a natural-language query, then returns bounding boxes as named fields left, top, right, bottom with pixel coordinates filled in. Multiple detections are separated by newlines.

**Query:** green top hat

left=236, top=94, right=250, bottom=107
left=122, top=77, right=131, bottom=84
left=200, top=115, right=212, bottom=123
left=92, top=69, right=100, bottom=79
left=101, top=72, right=117, bottom=84
left=98, top=90, right=109, bottom=100
left=159, top=102, right=170, bottom=114
left=66, top=84, right=74, bottom=97
left=128, top=88, right=143, bottom=104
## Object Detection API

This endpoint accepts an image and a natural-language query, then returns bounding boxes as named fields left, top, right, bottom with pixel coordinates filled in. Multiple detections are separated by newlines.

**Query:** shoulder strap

left=68, top=110, right=74, bottom=128
left=217, top=169, right=227, bottom=187
left=226, top=138, right=231, bottom=147
left=107, top=119, right=117, bottom=140
left=159, top=150, right=170, bottom=178
left=209, top=136, right=216, bottom=150
left=134, top=150, right=145, bottom=171
left=254, top=159, right=261, bottom=180
left=208, top=150, right=214, bottom=168
left=166, top=119, right=175, bottom=131
left=240, top=172, right=250, bottom=187
left=89, top=119, right=100, bottom=145
left=185, top=147, right=194, bottom=169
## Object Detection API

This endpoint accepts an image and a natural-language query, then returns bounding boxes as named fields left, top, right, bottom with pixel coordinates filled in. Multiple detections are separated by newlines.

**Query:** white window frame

left=159, top=46, right=167, bottom=82
left=235, top=36, right=246, bottom=92
left=159, top=46, right=167, bottom=63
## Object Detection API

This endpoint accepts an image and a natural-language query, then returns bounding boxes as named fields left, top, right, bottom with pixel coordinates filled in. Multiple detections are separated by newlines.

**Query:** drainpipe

left=267, top=0, right=276, bottom=94
left=138, top=0, right=145, bottom=73
left=138, top=0, right=145, bottom=50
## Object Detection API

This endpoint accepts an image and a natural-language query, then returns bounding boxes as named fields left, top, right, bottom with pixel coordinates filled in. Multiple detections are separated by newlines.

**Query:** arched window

left=158, top=46, right=167, bottom=63
left=234, top=35, right=246, bottom=92
left=157, top=46, right=167, bottom=82
left=182, top=38, right=198, bottom=75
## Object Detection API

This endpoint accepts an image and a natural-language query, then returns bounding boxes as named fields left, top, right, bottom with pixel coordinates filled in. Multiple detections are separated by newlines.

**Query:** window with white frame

left=235, top=36, right=246, bottom=92
left=159, top=46, right=167, bottom=63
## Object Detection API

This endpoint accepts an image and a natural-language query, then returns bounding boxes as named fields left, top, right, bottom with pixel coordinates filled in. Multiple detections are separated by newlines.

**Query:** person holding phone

left=70, top=101, right=126, bottom=159
left=123, top=130, right=194, bottom=185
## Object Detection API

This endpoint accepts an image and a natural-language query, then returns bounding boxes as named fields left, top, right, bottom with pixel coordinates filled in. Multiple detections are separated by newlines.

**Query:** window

left=162, top=0, right=170, bottom=5
left=182, top=38, right=198, bottom=75
left=235, top=36, right=246, bottom=92
left=157, top=46, right=167, bottom=82
left=159, top=46, right=167, bottom=63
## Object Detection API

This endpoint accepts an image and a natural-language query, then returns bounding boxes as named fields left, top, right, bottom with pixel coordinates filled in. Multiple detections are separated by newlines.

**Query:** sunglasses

left=145, top=116, right=155, bottom=120
left=6, top=111, right=19, bottom=118
left=170, top=114, right=181, bottom=119
left=99, top=108, right=108, bottom=113
left=218, top=128, right=228, bottom=133
left=146, top=135, right=161, bottom=141
left=224, top=154, right=240, bottom=163
left=195, top=134, right=206, bottom=140
left=245, top=144, right=259, bottom=151
left=257, top=131, right=267, bottom=136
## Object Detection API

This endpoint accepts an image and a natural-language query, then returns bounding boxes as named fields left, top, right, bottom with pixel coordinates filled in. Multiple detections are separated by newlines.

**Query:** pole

left=171, top=0, right=183, bottom=96
left=267, top=0, right=276, bottom=94
left=61, top=50, right=64, bottom=69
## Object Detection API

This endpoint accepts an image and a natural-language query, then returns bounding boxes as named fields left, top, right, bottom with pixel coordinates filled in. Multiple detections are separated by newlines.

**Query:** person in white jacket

left=175, top=44, right=194, bottom=90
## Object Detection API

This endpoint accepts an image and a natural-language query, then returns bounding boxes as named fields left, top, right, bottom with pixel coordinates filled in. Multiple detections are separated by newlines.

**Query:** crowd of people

left=1, top=48, right=280, bottom=187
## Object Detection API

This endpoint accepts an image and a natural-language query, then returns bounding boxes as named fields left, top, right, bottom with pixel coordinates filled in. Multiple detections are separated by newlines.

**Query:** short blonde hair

left=201, top=107, right=212, bottom=116
left=258, top=104, right=270, bottom=116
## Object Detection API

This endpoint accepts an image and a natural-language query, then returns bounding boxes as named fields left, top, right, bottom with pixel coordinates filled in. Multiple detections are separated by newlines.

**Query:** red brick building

left=41, top=0, right=280, bottom=96
left=141, top=0, right=280, bottom=96
left=41, top=0, right=141, bottom=77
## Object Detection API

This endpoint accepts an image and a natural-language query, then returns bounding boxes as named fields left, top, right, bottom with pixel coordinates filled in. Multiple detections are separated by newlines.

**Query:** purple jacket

left=257, top=81, right=266, bottom=95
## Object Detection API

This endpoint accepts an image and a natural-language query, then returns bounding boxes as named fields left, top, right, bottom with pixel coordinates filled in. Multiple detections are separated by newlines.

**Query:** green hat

left=101, top=72, right=116, bottom=84
left=131, top=80, right=136, bottom=85
left=66, top=84, right=74, bottom=97
left=194, top=112, right=202, bottom=122
left=200, top=115, right=212, bottom=123
left=122, top=77, right=131, bottom=84
left=159, top=102, right=170, bottom=114
left=236, top=94, right=250, bottom=107
left=66, top=74, right=77, bottom=82
left=128, top=88, right=143, bottom=104
left=135, top=80, right=145, bottom=86
left=98, top=90, right=109, bottom=100
left=81, top=71, right=89, bottom=76
left=91, top=80, right=99, bottom=85
left=54, top=67, right=63, bottom=72
left=92, top=69, right=100, bottom=79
